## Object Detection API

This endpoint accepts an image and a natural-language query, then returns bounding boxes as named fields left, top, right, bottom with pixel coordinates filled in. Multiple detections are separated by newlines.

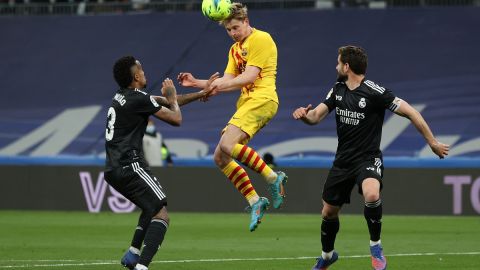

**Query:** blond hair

left=220, top=2, right=248, bottom=26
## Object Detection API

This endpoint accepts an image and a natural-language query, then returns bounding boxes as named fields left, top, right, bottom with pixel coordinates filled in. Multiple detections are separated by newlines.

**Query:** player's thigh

left=107, top=162, right=168, bottom=216
left=227, top=98, right=278, bottom=143
left=355, top=158, right=384, bottom=196
left=322, top=165, right=356, bottom=206
left=219, top=124, right=250, bottom=149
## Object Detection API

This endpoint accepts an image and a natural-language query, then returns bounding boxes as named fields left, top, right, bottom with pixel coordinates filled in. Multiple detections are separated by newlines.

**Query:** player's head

left=220, top=2, right=251, bottom=43
left=336, top=45, right=368, bottom=82
left=113, top=56, right=147, bottom=89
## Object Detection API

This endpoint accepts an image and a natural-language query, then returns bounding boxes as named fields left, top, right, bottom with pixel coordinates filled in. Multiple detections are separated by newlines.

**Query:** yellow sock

left=231, top=144, right=277, bottom=183
left=221, top=160, right=258, bottom=204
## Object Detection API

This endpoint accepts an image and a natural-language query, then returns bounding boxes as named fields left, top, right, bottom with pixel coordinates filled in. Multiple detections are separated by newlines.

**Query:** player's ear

left=133, top=71, right=140, bottom=82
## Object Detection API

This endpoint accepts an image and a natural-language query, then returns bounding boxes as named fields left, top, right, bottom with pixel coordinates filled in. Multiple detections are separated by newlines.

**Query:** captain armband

left=388, top=97, right=403, bottom=112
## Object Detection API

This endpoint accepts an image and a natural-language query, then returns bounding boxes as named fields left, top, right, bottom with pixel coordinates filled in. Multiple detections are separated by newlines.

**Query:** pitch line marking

left=1, top=251, right=479, bottom=268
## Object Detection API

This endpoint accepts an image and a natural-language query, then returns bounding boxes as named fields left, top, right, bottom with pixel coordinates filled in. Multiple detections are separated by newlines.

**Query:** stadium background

left=0, top=1, right=479, bottom=269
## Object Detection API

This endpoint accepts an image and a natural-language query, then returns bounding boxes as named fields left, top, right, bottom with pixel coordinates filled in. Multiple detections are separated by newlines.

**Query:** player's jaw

left=336, top=62, right=348, bottom=82
left=336, top=70, right=347, bottom=82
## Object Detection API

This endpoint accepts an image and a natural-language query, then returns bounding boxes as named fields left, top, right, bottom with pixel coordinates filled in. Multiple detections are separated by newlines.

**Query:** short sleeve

left=246, top=33, right=275, bottom=69
left=321, top=87, right=336, bottom=112
left=132, top=92, right=162, bottom=115
left=378, top=89, right=397, bottom=111
left=224, top=45, right=239, bottom=75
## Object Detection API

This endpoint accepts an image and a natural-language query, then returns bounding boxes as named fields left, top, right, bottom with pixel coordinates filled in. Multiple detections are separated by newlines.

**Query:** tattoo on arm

left=164, top=86, right=176, bottom=100
left=153, top=96, right=170, bottom=107
left=177, top=91, right=205, bottom=106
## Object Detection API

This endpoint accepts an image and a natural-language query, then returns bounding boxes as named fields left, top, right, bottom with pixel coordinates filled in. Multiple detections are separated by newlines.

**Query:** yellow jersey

left=224, top=28, right=278, bottom=105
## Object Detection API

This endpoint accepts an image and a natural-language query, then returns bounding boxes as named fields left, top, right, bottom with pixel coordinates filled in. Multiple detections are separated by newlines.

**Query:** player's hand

left=162, top=78, right=177, bottom=100
left=202, top=72, right=220, bottom=101
left=177, top=72, right=196, bottom=87
left=292, top=104, right=313, bottom=120
left=206, top=79, right=221, bottom=97
left=430, top=140, right=450, bottom=159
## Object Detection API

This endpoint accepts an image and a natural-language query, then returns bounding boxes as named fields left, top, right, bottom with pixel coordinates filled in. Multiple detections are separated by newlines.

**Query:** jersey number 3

left=106, top=107, right=116, bottom=141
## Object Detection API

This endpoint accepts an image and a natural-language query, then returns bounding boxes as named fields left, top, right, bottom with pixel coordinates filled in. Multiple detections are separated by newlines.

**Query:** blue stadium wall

left=1, top=7, right=479, bottom=159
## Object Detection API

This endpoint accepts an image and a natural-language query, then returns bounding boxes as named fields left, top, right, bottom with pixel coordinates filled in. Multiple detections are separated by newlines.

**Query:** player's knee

left=219, top=141, right=233, bottom=156
left=152, top=206, right=169, bottom=223
left=322, top=212, right=338, bottom=220
left=213, top=152, right=222, bottom=165
left=321, top=207, right=339, bottom=219
left=363, top=188, right=380, bottom=202
left=143, top=200, right=166, bottom=219
left=153, top=213, right=169, bottom=224
left=213, top=148, right=230, bottom=168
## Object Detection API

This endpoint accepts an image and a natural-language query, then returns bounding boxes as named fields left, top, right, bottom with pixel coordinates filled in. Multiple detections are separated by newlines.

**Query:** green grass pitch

left=0, top=211, right=479, bottom=269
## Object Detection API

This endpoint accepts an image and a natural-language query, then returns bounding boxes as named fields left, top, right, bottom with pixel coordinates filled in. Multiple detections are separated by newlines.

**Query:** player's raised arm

left=177, top=72, right=209, bottom=89
left=392, top=97, right=449, bottom=158
left=153, top=79, right=182, bottom=126
left=154, top=72, right=221, bottom=106
left=293, top=103, right=330, bottom=125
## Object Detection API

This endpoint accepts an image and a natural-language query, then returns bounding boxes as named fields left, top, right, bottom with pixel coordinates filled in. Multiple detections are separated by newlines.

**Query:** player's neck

left=345, top=75, right=364, bottom=90
left=129, top=83, right=142, bottom=90
left=241, top=27, right=253, bottom=42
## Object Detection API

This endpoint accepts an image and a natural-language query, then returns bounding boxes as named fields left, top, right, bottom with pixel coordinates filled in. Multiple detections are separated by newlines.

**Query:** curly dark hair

left=338, top=45, right=368, bottom=75
left=113, top=56, right=137, bottom=88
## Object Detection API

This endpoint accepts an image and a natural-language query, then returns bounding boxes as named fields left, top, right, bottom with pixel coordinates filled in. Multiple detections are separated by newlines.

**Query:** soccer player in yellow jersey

left=178, top=2, right=287, bottom=232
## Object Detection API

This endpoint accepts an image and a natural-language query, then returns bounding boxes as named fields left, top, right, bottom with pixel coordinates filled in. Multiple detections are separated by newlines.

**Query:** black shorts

left=104, top=161, right=167, bottom=215
left=322, top=158, right=384, bottom=206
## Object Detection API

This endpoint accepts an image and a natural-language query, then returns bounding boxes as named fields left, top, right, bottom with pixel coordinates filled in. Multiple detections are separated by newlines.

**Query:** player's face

left=336, top=55, right=348, bottom=82
left=132, top=61, right=147, bottom=88
left=224, top=18, right=250, bottom=42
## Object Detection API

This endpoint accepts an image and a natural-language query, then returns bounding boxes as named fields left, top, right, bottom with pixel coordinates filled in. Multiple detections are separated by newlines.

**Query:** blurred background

left=0, top=0, right=479, bottom=214
left=1, top=1, right=479, bottom=269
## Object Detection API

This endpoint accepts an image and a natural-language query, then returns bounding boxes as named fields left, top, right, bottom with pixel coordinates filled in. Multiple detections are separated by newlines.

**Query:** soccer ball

left=201, top=0, right=232, bottom=21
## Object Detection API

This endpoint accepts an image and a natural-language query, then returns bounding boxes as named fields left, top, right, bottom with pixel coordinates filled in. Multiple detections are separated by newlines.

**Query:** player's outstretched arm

left=177, top=72, right=220, bottom=105
left=209, top=66, right=258, bottom=93
left=293, top=103, right=329, bottom=125
left=153, top=79, right=182, bottom=126
left=393, top=98, right=449, bottom=158
left=177, top=72, right=208, bottom=89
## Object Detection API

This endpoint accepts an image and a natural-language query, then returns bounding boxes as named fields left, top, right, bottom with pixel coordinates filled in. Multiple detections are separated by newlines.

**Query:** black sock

left=138, top=219, right=168, bottom=267
left=364, top=199, right=382, bottom=242
left=131, top=212, right=151, bottom=249
left=321, top=217, right=340, bottom=252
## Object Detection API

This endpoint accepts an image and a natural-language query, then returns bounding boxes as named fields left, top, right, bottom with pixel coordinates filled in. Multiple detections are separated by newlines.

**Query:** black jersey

left=322, top=79, right=398, bottom=167
left=105, top=88, right=162, bottom=170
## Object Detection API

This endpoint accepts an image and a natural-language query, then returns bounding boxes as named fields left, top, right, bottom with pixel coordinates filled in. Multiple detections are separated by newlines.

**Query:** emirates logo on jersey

left=359, top=97, right=366, bottom=108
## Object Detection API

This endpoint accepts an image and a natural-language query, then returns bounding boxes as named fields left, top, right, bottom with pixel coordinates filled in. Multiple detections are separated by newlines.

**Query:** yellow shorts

left=223, top=98, right=278, bottom=144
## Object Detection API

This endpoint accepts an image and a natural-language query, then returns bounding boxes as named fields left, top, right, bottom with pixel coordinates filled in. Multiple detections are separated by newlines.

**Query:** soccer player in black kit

left=105, top=56, right=217, bottom=270
left=293, top=46, right=449, bottom=270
